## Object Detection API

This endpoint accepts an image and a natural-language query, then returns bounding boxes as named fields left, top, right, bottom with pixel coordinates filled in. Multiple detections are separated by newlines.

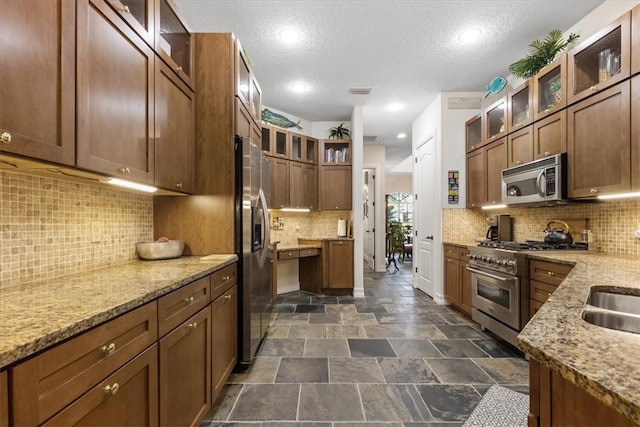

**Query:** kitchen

left=3, top=0, right=640, bottom=426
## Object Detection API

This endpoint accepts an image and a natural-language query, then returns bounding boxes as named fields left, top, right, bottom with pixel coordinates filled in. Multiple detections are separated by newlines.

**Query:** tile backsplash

left=443, top=198, right=640, bottom=257
left=0, top=170, right=153, bottom=288
left=270, top=210, right=352, bottom=246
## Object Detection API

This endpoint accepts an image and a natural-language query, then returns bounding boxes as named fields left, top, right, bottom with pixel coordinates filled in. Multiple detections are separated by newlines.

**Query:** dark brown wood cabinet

left=532, top=54, right=567, bottom=122
left=303, top=163, right=319, bottom=210
left=43, top=345, right=159, bottom=427
left=159, top=307, right=211, bottom=427
left=533, top=110, right=567, bottom=160
left=320, top=166, right=352, bottom=210
left=155, top=56, right=195, bottom=193
left=483, top=96, right=508, bottom=144
left=507, top=125, right=533, bottom=167
left=528, top=259, right=573, bottom=320
left=289, top=160, right=305, bottom=208
left=465, top=149, right=486, bottom=208
left=507, top=80, right=533, bottom=133
left=270, top=157, right=290, bottom=209
left=155, top=0, right=193, bottom=89
left=567, top=80, right=631, bottom=198
left=103, top=0, right=154, bottom=47
left=0, top=371, right=7, bottom=427
left=443, top=244, right=471, bottom=316
left=485, top=137, right=507, bottom=206
left=211, top=284, right=238, bottom=402
left=76, top=0, right=155, bottom=183
left=0, top=0, right=75, bottom=166
left=327, top=240, right=354, bottom=289
left=528, top=358, right=636, bottom=427
left=465, top=114, right=483, bottom=153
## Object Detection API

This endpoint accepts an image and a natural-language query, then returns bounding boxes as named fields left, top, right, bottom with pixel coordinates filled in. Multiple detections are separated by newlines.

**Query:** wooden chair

left=401, top=236, right=413, bottom=263
left=385, top=233, right=399, bottom=271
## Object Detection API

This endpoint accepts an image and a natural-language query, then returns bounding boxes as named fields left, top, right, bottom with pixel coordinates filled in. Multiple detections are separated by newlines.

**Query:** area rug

left=463, top=384, right=528, bottom=427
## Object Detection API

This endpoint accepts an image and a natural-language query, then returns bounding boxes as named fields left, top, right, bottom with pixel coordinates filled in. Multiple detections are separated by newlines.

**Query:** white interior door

left=415, top=137, right=436, bottom=296
left=363, top=169, right=375, bottom=270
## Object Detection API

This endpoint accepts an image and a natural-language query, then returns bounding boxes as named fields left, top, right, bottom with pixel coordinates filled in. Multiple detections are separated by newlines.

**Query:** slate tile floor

left=201, top=263, right=529, bottom=426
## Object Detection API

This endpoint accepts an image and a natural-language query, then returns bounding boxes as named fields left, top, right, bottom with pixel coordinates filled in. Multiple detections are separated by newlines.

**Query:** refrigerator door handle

left=258, top=188, right=269, bottom=266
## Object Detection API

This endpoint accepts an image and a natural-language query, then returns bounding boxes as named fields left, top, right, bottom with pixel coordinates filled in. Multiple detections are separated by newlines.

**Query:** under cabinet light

left=107, top=178, right=157, bottom=193
left=597, top=192, right=640, bottom=200
left=280, top=208, right=310, bottom=213
left=481, top=204, right=507, bottom=210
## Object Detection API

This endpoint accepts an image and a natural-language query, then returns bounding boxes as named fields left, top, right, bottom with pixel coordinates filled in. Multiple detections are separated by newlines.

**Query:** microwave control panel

left=545, top=167, right=556, bottom=196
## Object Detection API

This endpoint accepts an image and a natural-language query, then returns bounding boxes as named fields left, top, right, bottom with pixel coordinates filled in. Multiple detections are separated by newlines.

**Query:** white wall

left=363, top=145, right=387, bottom=272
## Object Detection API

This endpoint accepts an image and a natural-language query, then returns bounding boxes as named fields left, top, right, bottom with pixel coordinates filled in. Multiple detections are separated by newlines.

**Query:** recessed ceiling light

left=386, top=102, right=404, bottom=112
left=397, top=133, right=407, bottom=139
left=458, top=27, right=482, bottom=44
left=290, top=82, right=309, bottom=93
left=279, top=28, right=301, bottom=44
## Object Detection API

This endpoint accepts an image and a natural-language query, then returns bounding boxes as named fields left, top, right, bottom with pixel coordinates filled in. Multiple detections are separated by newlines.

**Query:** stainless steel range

left=467, top=240, right=587, bottom=348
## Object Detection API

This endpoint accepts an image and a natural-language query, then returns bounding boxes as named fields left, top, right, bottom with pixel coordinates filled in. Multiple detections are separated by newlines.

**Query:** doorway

left=415, top=134, right=436, bottom=297
left=363, top=168, right=375, bottom=270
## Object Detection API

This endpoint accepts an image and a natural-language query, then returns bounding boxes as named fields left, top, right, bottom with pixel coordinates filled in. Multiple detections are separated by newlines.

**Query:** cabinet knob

left=516, top=160, right=522, bottom=165
left=188, top=322, right=198, bottom=330
left=175, top=182, right=183, bottom=189
left=176, top=66, right=183, bottom=72
left=185, top=296, right=194, bottom=304
left=589, top=85, right=599, bottom=92
left=544, top=108, right=551, bottom=114
left=104, top=382, right=120, bottom=395
left=548, top=292, right=552, bottom=296
left=224, top=294, right=232, bottom=300
left=101, top=342, right=116, bottom=355
left=119, top=167, right=131, bottom=174
left=0, top=132, right=11, bottom=144
left=547, top=271, right=555, bottom=276
left=544, top=151, right=551, bottom=156
left=119, top=5, right=130, bottom=13
left=339, top=241, right=343, bottom=245
left=590, top=188, right=599, bottom=194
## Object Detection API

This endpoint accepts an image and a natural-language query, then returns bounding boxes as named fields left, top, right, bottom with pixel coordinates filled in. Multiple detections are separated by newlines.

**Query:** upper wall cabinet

left=567, top=12, right=630, bottom=105
left=0, top=0, right=75, bottom=166
left=507, top=80, right=533, bottom=132
left=104, top=0, right=154, bottom=47
left=533, top=54, right=567, bottom=121
left=482, top=96, right=508, bottom=144
left=235, top=38, right=262, bottom=126
left=465, top=114, right=482, bottom=153
left=631, top=4, right=640, bottom=75
left=156, top=0, right=193, bottom=89
left=77, top=0, right=155, bottom=184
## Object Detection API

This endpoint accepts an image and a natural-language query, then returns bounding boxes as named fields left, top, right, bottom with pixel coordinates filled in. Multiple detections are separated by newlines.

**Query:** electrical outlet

left=91, top=222, right=101, bottom=243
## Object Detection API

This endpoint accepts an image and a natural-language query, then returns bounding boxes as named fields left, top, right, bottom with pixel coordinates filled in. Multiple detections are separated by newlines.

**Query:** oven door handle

left=466, top=266, right=511, bottom=282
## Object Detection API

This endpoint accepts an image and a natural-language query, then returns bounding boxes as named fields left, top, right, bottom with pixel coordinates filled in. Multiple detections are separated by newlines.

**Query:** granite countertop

left=518, top=252, right=640, bottom=424
left=298, top=236, right=354, bottom=242
left=442, top=241, right=478, bottom=248
left=0, top=254, right=237, bottom=369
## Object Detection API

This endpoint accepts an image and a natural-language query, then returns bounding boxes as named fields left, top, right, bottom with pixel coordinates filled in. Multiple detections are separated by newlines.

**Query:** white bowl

left=136, top=240, right=185, bottom=260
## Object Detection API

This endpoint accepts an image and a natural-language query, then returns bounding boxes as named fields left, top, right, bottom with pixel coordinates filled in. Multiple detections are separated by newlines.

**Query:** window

left=386, top=192, right=413, bottom=229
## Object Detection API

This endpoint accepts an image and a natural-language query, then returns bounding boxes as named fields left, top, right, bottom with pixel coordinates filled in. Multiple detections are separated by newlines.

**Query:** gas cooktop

left=478, top=240, right=588, bottom=251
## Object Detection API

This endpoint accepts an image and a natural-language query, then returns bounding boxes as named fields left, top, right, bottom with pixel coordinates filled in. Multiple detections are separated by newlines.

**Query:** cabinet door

left=270, top=157, right=290, bottom=209
left=159, top=308, right=211, bottom=427
left=272, top=127, right=290, bottom=158
left=289, top=161, right=305, bottom=208
left=532, top=54, right=567, bottom=122
left=261, top=125, right=273, bottom=153
left=328, top=241, right=354, bottom=288
left=42, top=345, right=159, bottom=427
left=156, top=0, right=192, bottom=88
left=507, top=80, right=533, bottom=132
left=460, top=259, right=472, bottom=316
left=444, top=256, right=460, bottom=305
left=155, top=56, right=195, bottom=193
left=0, top=371, right=7, bottom=427
left=290, top=133, right=304, bottom=162
left=77, top=0, right=154, bottom=183
left=466, top=149, right=486, bottom=208
left=465, top=115, right=483, bottom=153
left=568, top=80, right=630, bottom=198
left=235, top=99, right=252, bottom=139
left=507, top=125, right=533, bottom=167
left=235, top=38, right=251, bottom=110
left=104, top=0, right=154, bottom=47
left=304, top=136, right=318, bottom=164
left=303, top=163, right=318, bottom=210
left=485, top=137, right=507, bottom=206
left=533, top=110, right=566, bottom=160
left=483, top=97, right=507, bottom=144
left=320, top=166, right=352, bottom=210
left=212, top=285, right=237, bottom=401
left=0, top=0, right=75, bottom=166
left=250, top=76, right=262, bottom=125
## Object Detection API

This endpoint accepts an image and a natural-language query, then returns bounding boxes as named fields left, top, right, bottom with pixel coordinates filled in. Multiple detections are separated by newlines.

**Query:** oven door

left=467, top=266, right=520, bottom=330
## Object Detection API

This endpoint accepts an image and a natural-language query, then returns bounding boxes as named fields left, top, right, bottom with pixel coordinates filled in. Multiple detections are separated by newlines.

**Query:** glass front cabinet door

left=533, top=54, right=567, bottom=121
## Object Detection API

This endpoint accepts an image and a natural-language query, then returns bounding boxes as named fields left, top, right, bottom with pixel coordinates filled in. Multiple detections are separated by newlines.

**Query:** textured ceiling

left=173, top=0, right=603, bottom=172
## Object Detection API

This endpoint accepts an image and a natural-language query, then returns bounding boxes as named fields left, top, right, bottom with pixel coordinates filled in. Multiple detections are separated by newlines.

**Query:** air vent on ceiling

left=363, top=135, right=377, bottom=142
left=348, top=87, right=374, bottom=95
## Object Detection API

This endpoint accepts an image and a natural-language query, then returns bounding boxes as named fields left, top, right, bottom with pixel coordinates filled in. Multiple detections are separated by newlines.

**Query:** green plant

left=549, top=78, right=561, bottom=94
left=509, top=30, right=579, bottom=79
left=387, top=220, right=405, bottom=256
left=328, top=123, right=351, bottom=139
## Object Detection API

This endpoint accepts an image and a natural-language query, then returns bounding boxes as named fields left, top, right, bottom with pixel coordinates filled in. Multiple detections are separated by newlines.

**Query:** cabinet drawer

left=443, top=245, right=462, bottom=259
left=158, top=275, right=211, bottom=337
left=211, top=263, right=237, bottom=300
left=42, top=344, right=159, bottom=426
left=299, top=248, right=319, bottom=257
left=12, top=302, right=158, bottom=426
left=459, top=249, right=470, bottom=260
left=530, top=260, right=573, bottom=285
left=279, top=250, right=300, bottom=260
left=530, top=299, right=544, bottom=319
left=530, top=279, right=558, bottom=304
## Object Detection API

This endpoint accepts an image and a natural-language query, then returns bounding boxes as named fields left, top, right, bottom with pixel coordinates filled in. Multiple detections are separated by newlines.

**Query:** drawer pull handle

left=590, top=85, right=599, bottom=92
left=188, top=322, right=198, bottom=330
left=547, top=271, right=555, bottom=276
left=119, top=167, right=131, bottom=174
left=544, top=108, right=551, bottom=114
left=544, top=151, right=551, bottom=156
left=176, top=66, right=183, bottom=72
left=224, top=294, right=232, bottom=300
left=101, top=342, right=116, bottom=355
left=185, top=296, right=194, bottom=304
left=119, top=5, right=130, bottom=13
left=104, top=382, right=120, bottom=395
left=175, top=182, right=183, bottom=189
left=548, top=292, right=552, bottom=296
left=590, top=188, right=598, bottom=194
left=1, top=132, right=11, bottom=144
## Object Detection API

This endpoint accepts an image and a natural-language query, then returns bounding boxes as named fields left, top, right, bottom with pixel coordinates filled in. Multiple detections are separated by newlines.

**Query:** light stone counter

left=0, top=254, right=236, bottom=369
left=517, top=252, right=640, bottom=424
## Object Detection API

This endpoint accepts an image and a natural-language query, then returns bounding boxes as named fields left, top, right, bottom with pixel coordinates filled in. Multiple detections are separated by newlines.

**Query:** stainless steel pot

left=544, top=220, right=573, bottom=245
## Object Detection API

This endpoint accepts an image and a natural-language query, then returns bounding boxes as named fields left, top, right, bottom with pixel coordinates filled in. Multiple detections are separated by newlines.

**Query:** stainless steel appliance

left=235, top=136, right=272, bottom=370
left=486, top=214, right=511, bottom=241
left=467, top=240, right=587, bottom=347
left=501, top=154, right=566, bottom=205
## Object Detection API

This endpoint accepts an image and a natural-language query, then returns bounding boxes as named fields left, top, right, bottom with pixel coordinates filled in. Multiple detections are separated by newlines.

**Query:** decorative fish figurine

left=485, top=76, right=508, bottom=98
left=261, top=108, right=303, bottom=130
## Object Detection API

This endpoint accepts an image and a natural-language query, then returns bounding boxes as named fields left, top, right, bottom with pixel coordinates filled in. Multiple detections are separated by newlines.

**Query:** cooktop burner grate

left=478, top=240, right=588, bottom=251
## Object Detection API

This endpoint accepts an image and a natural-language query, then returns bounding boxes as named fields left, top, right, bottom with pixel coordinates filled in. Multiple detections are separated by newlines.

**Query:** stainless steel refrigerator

left=235, top=136, right=272, bottom=370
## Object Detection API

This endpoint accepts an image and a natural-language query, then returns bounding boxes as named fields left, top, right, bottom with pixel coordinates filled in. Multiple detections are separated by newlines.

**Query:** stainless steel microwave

left=501, top=154, right=566, bottom=205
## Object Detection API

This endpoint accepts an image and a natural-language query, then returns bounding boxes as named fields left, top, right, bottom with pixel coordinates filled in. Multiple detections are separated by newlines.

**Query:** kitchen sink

left=582, top=290, right=640, bottom=334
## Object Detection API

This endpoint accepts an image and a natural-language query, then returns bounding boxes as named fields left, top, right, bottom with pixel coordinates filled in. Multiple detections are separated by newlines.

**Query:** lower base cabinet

left=212, top=284, right=238, bottom=401
left=528, top=358, right=636, bottom=426
left=443, top=244, right=471, bottom=316
left=0, top=371, right=7, bottom=427
left=43, top=345, right=159, bottom=426
left=297, top=239, right=354, bottom=294
left=159, top=307, right=212, bottom=427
